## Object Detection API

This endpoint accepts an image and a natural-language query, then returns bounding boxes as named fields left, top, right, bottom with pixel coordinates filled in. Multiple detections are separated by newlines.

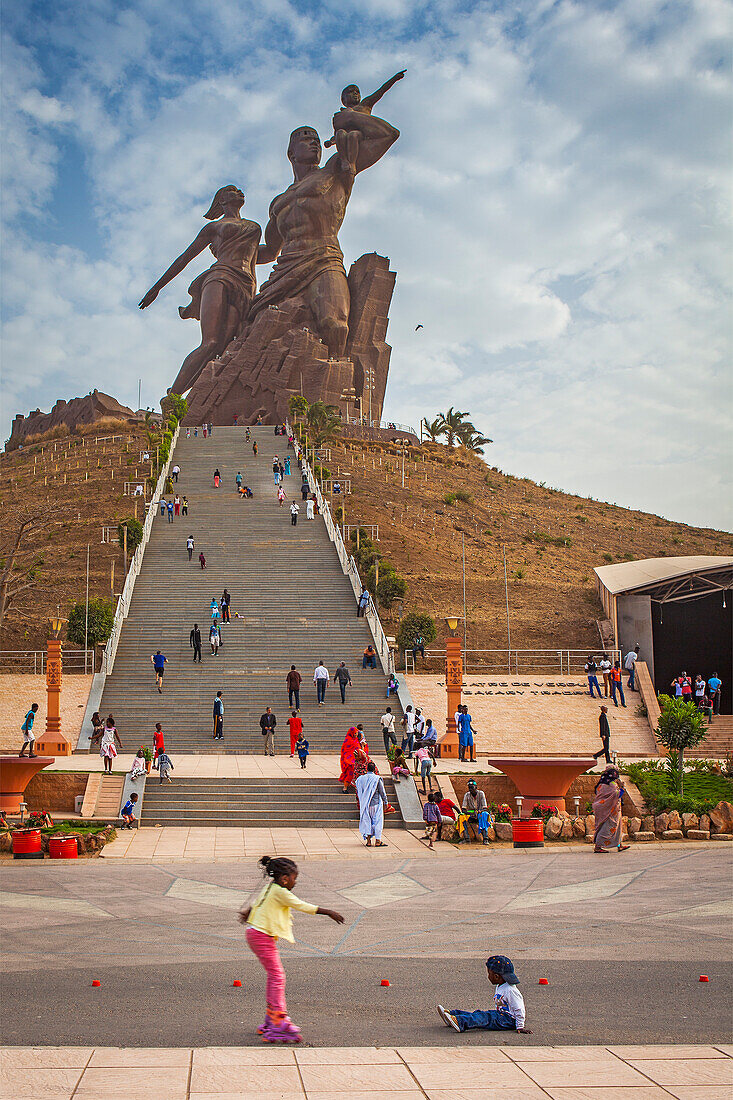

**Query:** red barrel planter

left=49, top=834, right=79, bottom=860
left=512, top=818, right=544, bottom=848
left=12, top=828, right=43, bottom=859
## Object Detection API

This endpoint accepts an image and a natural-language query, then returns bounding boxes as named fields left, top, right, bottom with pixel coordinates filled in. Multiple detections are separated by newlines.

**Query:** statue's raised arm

left=323, top=70, right=405, bottom=174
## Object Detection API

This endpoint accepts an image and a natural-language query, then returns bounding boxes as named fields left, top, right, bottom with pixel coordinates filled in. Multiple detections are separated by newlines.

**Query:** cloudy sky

left=2, top=0, right=730, bottom=529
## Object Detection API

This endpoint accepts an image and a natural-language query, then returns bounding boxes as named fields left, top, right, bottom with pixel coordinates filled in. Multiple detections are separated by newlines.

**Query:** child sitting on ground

left=438, top=954, right=532, bottom=1033
left=121, top=792, right=139, bottom=829
left=391, top=747, right=410, bottom=782
left=296, top=732, right=309, bottom=769
left=157, top=751, right=174, bottom=784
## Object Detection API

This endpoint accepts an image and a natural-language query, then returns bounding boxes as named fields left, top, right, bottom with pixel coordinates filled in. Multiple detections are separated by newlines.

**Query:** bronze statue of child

left=325, top=69, right=406, bottom=171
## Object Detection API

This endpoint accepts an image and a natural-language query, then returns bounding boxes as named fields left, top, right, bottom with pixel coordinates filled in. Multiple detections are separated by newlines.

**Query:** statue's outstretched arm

left=139, top=224, right=215, bottom=308
left=256, top=215, right=282, bottom=265
left=361, top=69, right=406, bottom=110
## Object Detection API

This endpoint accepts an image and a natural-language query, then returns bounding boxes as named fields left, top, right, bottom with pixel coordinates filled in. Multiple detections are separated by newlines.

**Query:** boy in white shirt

left=438, top=954, right=531, bottom=1033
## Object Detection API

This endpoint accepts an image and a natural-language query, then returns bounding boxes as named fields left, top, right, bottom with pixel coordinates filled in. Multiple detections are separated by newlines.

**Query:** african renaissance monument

left=139, top=71, right=406, bottom=425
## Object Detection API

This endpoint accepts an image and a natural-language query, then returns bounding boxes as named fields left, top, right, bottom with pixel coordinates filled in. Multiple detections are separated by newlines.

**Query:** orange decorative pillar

left=442, top=632, right=463, bottom=759
left=35, top=638, right=72, bottom=756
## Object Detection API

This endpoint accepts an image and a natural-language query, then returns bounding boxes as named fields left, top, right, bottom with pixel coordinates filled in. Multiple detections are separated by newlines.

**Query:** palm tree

left=305, top=401, right=342, bottom=447
left=421, top=416, right=444, bottom=442
left=457, top=425, right=493, bottom=454
left=288, top=394, right=309, bottom=423
left=436, top=407, right=471, bottom=447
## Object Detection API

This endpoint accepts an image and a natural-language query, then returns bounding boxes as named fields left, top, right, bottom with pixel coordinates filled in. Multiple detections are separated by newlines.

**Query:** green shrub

left=168, top=394, right=188, bottom=422
left=396, top=611, right=437, bottom=652
left=376, top=570, right=407, bottom=609
left=118, top=517, right=143, bottom=552
left=67, top=598, right=115, bottom=647
left=443, top=492, right=457, bottom=505
left=622, top=759, right=733, bottom=814
left=602, top=552, right=614, bottom=563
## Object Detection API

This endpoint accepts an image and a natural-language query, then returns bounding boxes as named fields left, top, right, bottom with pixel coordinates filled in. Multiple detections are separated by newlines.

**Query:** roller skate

left=261, top=1015, right=303, bottom=1043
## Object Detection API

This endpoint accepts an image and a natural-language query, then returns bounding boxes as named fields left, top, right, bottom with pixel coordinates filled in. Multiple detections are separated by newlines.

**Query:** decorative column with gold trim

left=441, top=618, right=462, bottom=758
left=35, top=618, right=72, bottom=756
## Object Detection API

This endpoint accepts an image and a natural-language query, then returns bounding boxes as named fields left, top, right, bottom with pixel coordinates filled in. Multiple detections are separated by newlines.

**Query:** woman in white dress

left=100, top=718, right=123, bottom=774
left=306, top=497, right=315, bottom=520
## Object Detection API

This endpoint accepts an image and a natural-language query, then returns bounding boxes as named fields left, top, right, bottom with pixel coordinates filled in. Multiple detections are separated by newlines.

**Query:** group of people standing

left=670, top=670, right=722, bottom=717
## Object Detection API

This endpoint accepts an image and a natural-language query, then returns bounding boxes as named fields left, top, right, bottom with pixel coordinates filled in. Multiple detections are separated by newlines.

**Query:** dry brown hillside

left=322, top=438, right=733, bottom=654
left=0, top=420, right=152, bottom=651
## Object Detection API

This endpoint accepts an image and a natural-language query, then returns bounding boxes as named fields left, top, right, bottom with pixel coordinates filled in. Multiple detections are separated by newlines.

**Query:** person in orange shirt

left=288, top=710, right=303, bottom=757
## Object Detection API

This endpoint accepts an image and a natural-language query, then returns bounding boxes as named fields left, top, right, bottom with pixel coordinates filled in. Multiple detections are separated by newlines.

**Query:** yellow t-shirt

left=246, top=881, right=318, bottom=943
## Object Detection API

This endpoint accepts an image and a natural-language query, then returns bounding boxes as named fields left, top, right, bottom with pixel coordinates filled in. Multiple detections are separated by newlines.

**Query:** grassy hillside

left=0, top=420, right=152, bottom=651
left=322, top=437, right=732, bottom=653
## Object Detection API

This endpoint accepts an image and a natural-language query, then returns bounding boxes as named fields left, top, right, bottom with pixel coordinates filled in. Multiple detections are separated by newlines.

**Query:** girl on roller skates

left=238, top=855, right=344, bottom=1042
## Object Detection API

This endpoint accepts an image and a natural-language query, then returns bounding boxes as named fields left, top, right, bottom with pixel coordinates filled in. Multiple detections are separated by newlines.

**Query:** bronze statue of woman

left=139, top=184, right=262, bottom=394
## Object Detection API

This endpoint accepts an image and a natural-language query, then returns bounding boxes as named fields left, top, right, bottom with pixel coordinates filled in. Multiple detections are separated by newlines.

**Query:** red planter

left=49, top=834, right=79, bottom=860
left=512, top=818, right=544, bottom=848
left=12, top=828, right=43, bottom=859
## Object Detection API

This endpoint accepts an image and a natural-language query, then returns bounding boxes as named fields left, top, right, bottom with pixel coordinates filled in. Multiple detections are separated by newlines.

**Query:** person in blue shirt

left=166, top=500, right=174, bottom=523
left=708, top=673, right=722, bottom=715
left=296, top=733, right=309, bottom=769
left=121, top=793, right=138, bottom=829
left=151, top=651, right=167, bottom=694
left=457, top=707, right=476, bottom=763
left=19, top=703, right=39, bottom=758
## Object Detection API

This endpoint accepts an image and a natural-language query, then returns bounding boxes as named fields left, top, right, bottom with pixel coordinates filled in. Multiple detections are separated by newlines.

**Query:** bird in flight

left=415, top=324, right=423, bottom=330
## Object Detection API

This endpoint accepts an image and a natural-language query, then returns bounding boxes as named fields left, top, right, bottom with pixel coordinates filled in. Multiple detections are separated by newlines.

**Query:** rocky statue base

left=184, top=253, right=395, bottom=426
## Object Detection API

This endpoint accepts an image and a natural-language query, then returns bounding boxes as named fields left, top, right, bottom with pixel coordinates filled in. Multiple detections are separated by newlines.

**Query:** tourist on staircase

left=288, top=711, right=303, bottom=757
left=380, top=706, right=397, bottom=754
left=286, top=666, right=302, bottom=710
left=339, top=726, right=360, bottom=791
left=314, top=661, right=330, bottom=706
left=290, top=500, right=299, bottom=525
left=334, top=661, right=352, bottom=705
left=260, top=707, right=277, bottom=756
left=186, top=535, right=195, bottom=561
left=362, top=644, right=377, bottom=669
left=151, top=650, right=167, bottom=694
left=220, top=589, right=231, bottom=623
left=213, top=467, right=221, bottom=487
left=213, top=691, right=224, bottom=740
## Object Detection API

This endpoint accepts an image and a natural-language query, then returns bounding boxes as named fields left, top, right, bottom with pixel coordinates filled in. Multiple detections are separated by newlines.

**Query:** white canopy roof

left=595, top=556, right=733, bottom=596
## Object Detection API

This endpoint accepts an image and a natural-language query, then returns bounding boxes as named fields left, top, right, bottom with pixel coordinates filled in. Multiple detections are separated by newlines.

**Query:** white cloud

left=0, top=0, right=730, bottom=530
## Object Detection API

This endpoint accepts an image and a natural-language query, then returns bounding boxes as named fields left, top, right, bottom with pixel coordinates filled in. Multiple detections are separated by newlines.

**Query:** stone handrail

left=103, top=423, right=180, bottom=675
left=287, top=420, right=394, bottom=675
left=635, top=660, right=663, bottom=751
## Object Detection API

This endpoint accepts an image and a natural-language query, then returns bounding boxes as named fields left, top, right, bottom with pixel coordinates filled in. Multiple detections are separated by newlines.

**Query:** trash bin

left=49, top=834, right=79, bottom=859
left=511, top=818, right=544, bottom=848
left=12, top=828, right=43, bottom=859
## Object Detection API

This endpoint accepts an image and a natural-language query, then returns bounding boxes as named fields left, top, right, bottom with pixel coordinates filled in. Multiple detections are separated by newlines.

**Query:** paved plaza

left=3, top=1043, right=732, bottom=1098
left=2, top=849, right=731, bottom=1060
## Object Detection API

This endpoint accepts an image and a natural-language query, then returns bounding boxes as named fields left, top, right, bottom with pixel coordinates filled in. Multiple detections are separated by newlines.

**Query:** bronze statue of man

left=250, top=106, right=400, bottom=357
left=139, top=184, right=263, bottom=394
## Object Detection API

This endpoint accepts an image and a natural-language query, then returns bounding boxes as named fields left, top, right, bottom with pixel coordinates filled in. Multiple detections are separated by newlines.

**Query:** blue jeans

left=316, top=679, right=327, bottom=703
left=450, top=1009, right=516, bottom=1032
left=628, top=667, right=636, bottom=691
left=588, top=675, right=602, bottom=697
left=363, top=654, right=377, bottom=668
left=610, top=680, right=626, bottom=706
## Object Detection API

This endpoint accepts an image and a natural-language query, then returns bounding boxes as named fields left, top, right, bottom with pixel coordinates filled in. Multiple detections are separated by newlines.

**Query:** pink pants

left=245, top=926, right=286, bottom=1013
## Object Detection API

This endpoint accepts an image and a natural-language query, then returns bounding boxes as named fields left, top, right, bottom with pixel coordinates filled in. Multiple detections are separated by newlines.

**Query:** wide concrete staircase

left=99, top=426, right=401, bottom=755
left=686, top=715, right=733, bottom=759
left=141, top=776, right=403, bottom=827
